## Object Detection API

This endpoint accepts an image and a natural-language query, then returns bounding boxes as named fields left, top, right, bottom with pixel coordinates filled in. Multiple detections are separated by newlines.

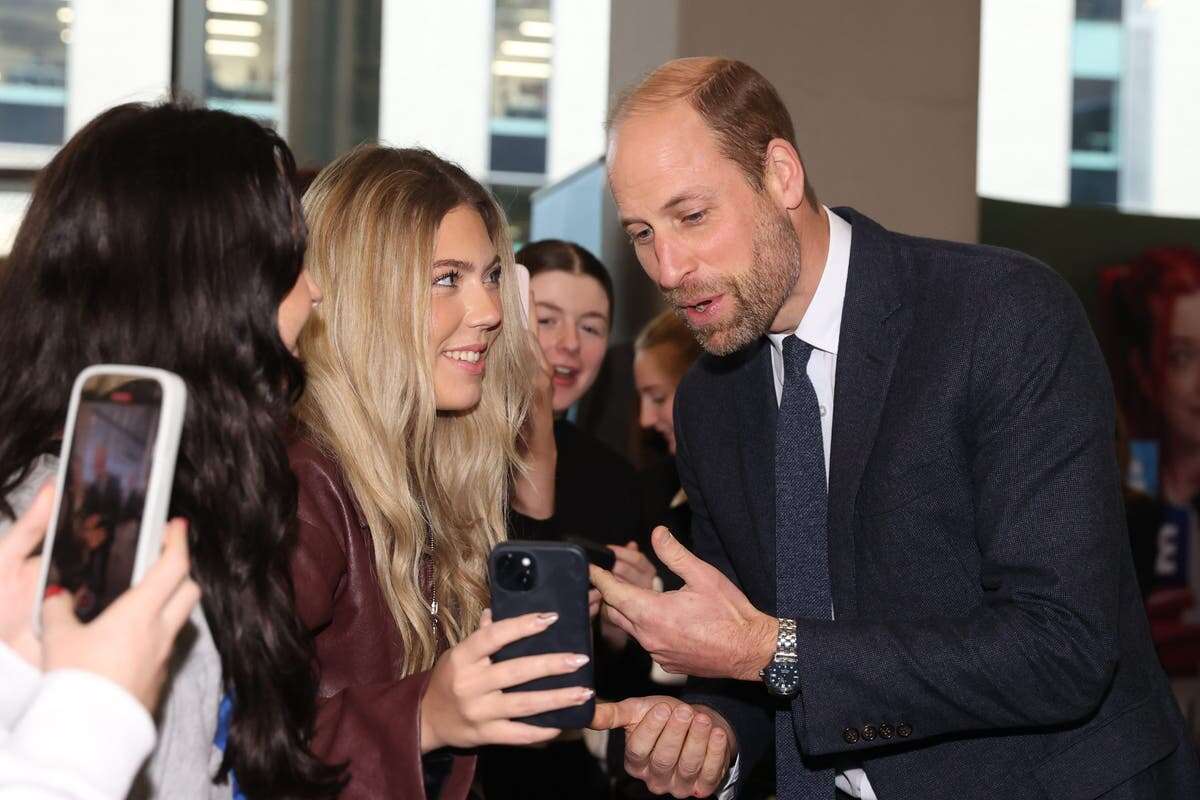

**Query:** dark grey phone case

left=489, top=541, right=595, bottom=728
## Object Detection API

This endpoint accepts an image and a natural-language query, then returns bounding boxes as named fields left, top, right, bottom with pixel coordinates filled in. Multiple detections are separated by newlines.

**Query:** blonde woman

left=287, top=146, right=589, bottom=799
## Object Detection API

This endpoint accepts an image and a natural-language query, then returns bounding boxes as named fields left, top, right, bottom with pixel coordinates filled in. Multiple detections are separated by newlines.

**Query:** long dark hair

left=0, top=103, right=343, bottom=797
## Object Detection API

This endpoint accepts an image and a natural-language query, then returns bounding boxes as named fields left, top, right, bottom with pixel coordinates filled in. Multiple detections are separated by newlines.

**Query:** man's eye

left=630, top=228, right=652, bottom=244
left=682, top=210, right=705, bottom=224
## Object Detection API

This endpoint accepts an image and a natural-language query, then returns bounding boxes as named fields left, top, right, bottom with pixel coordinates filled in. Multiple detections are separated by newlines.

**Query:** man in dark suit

left=588, top=57, right=1200, bottom=800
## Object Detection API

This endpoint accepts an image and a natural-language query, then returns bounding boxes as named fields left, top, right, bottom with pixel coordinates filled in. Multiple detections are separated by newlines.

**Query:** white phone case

left=33, top=365, right=187, bottom=634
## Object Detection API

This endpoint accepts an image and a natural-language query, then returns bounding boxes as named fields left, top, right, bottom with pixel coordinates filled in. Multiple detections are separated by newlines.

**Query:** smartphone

left=34, top=365, right=187, bottom=630
left=515, top=262, right=531, bottom=325
left=563, top=535, right=616, bottom=571
left=489, top=541, right=594, bottom=728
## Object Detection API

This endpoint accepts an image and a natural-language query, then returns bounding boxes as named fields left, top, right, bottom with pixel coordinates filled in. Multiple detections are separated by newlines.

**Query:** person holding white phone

left=0, top=484, right=200, bottom=800
left=0, top=103, right=343, bottom=798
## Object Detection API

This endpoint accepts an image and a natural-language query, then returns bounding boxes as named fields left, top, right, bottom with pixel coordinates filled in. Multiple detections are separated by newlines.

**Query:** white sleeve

left=0, top=670, right=156, bottom=800
left=0, top=642, right=42, bottom=728
left=716, top=754, right=740, bottom=800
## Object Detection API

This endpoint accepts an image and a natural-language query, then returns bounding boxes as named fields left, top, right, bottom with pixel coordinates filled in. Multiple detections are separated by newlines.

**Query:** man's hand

left=590, top=526, right=776, bottom=680
left=590, top=696, right=734, bottom=798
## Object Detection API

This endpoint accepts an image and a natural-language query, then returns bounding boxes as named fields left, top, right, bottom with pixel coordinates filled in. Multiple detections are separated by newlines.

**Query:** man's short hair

left=608, top=57, right=817, bottom=205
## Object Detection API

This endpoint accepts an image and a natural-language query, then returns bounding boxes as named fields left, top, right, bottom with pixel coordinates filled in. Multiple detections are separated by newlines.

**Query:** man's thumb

left=651, top=526, right=705, bottom=583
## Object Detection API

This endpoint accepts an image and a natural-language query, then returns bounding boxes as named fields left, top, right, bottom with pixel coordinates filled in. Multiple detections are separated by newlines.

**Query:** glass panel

left=490, top=0, right=550, bottom=176
left=1076, top=0, right=1122, bottom=22
left=1072, top=78, right=1118, bottom=153
left=0, top=0, right=68, bottom=145
left=1069, top=167, right=1118, bottom=207
left=202, top=0, right=280, bottom=126
left=491, top=183, right=534, bottom=250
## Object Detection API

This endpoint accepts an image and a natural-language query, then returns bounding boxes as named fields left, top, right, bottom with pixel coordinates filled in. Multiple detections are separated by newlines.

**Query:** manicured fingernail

left=44, top=584, right=63, bottom=598
left=654, top=704, right=671, bottom=721
left=536, top=612, right=559, bottom=624
left=577, top=688, right=595, bottom=702
left=566, top=654, right=590, bottom=667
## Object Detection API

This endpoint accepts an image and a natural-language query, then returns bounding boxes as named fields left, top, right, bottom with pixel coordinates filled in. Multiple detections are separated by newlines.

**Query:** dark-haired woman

left=0, top=103, right=341, bottom=799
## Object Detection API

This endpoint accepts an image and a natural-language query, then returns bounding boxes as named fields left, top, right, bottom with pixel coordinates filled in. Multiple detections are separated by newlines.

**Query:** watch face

left=764, top=661, right=800, bottom=697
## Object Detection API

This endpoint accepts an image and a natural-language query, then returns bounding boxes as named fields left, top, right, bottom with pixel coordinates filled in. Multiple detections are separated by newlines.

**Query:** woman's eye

left=433, top=270, right=459, bottom=288
left=629, top=227, right=652, bottom=244
left=582, top=325, right=606, bottom=337
left=485, top=267, right=502, bottom=285
left=537, top=317, right=556, bottom=328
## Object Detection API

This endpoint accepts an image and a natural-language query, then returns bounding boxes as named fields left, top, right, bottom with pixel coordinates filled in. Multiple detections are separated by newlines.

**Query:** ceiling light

left=518, top=21, right=553, bottom=39
left=492, top=60, right=551, bottom=79
left=500, top=40, right=553, bottom=59
left=205, top=38, right=261, bottom=57
left=205, top=18, right=262, bottom=37
left=205, top=0, right=268, bottom=16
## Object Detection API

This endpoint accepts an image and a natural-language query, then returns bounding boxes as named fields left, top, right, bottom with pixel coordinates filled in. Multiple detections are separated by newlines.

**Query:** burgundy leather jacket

left=288, top=433, right=475, bottom=799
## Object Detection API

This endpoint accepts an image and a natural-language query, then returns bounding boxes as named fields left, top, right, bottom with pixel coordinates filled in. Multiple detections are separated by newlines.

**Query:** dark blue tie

left=775, top=335, right=834, bottom=799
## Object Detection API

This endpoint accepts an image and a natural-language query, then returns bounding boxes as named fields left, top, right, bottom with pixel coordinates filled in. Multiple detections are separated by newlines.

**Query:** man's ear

left=762, top=138, right=808, bottom=212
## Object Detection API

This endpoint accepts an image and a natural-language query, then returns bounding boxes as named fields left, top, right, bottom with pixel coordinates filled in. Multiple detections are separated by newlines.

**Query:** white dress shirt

left=764, top=208, right=877, bottom=800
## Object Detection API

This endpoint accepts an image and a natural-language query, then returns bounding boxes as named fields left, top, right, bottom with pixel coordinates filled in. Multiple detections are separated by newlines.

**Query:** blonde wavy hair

left=297, top=145, right=536, bottom=673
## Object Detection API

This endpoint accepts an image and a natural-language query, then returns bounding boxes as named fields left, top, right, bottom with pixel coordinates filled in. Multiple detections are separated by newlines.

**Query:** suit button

left=878, top=723, right=894, bottom=739
left=861, top=725, right=877, bottom=741
left=897, top=722, right=912, bottom=738
left=842, top=727, right=860, bottom=744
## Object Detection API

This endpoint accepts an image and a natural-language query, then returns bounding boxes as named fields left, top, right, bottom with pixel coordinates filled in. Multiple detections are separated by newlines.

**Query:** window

left=0, top=0, right=68, bottom=146
left=490, top=0, right=550, bottom=178
left=176, top=0, right=285, bottom=129
left=1076, top=0, right=1122, bottom=22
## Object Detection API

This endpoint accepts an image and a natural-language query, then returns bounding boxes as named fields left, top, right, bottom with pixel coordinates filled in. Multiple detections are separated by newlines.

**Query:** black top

left=546, top=417, right=643, bottom=549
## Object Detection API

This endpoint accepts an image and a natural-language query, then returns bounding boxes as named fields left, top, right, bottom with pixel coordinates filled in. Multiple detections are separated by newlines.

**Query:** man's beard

left=666, top=204, right=803, bottom=356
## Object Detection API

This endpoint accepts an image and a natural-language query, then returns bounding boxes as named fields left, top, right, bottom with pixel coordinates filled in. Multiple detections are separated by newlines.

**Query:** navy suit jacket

left=676, top=208, right=1200, bottom=799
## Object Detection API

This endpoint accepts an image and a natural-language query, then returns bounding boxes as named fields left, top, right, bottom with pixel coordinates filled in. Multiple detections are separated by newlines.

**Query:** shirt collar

left=767, top=206, right=851, bottom=358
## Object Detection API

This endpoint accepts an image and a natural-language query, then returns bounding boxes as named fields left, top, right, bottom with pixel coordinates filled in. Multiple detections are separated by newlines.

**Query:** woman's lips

left=552, top=364, right=579, bottom=388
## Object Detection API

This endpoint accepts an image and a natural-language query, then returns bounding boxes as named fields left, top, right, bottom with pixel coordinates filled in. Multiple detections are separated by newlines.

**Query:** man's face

left=609, top=102, right=802, bottom=355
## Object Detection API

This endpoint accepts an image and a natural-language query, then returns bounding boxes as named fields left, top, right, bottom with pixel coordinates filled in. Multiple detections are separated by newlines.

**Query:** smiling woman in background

left=519, top=240, right=643, bottom=552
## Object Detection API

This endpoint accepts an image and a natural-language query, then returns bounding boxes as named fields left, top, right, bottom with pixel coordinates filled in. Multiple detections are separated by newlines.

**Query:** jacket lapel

left=827, top=208, right=909, bottom=620
left=732, top=339, right=779, bottom=612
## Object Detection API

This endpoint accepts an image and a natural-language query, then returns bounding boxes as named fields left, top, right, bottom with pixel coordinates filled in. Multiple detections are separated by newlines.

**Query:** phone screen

left=47, top=375, right=164, bottom=622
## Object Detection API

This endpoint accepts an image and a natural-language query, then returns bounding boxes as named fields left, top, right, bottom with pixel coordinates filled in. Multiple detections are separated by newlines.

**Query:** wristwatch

left=760, top=618, right=801, bottom=697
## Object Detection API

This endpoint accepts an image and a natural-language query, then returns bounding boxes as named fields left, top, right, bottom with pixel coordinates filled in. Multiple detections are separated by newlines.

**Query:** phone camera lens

left=497, top=551, right=537, bottom=592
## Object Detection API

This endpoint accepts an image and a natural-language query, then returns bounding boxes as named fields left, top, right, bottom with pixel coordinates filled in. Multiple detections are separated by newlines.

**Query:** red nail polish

left=44, top=584, right=64, bottom=598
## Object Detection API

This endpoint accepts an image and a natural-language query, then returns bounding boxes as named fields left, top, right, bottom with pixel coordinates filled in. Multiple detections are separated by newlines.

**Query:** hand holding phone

left=489, top=541, right=595, bottom=728
left=419, top=609, right=594, bottom=751
left=34, top=365, right=187, bottom=631
left=41, top=519, right=200, bottom=711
